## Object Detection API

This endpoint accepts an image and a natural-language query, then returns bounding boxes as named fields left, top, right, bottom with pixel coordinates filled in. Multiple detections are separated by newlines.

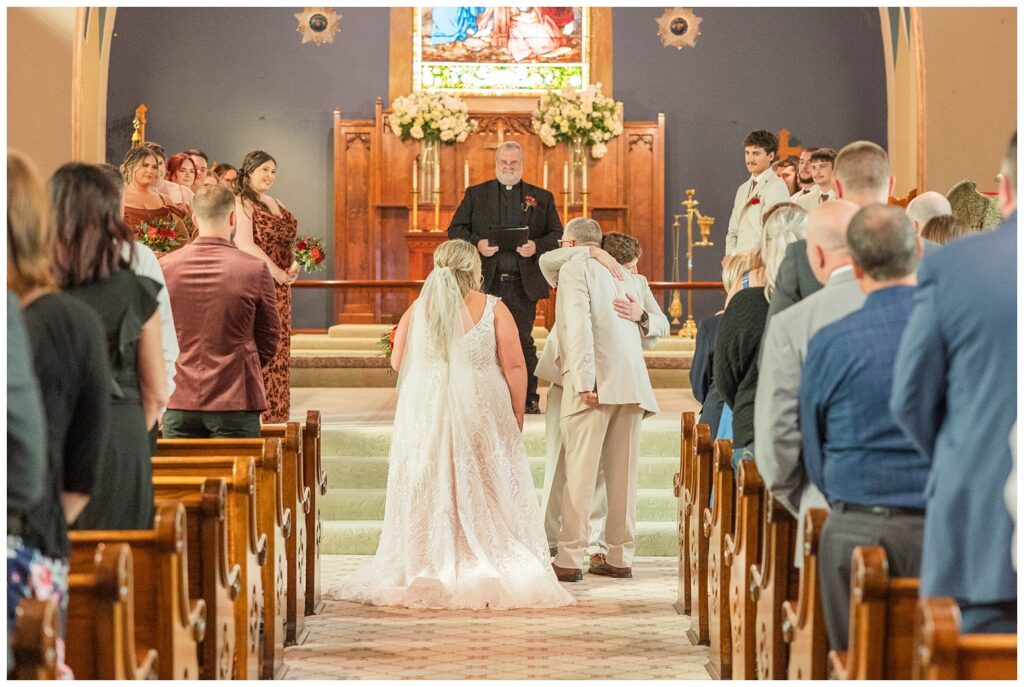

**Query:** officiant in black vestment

left=448, top=141, right=563, bottom=413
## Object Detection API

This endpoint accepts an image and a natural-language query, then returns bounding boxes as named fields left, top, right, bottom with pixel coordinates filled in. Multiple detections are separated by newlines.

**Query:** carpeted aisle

left=284, top=555, right=710, bottom=680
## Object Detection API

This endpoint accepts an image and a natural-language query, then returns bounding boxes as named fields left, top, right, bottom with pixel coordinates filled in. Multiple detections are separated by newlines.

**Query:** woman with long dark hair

left=50, top=162, right=167, bottom=530
left=233, top=150, right=297, bottom=423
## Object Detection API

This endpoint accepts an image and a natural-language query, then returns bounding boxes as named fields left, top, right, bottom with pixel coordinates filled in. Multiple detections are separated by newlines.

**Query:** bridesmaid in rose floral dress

left=233, top=150, right=298, bottom=423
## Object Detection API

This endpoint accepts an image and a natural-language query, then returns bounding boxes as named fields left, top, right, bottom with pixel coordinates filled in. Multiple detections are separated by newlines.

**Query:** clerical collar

left=505, top=185, right=513, bottom=190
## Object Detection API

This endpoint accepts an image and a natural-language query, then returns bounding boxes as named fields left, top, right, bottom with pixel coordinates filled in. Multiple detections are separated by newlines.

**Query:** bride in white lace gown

left=330, top=240, right=574, bottom=610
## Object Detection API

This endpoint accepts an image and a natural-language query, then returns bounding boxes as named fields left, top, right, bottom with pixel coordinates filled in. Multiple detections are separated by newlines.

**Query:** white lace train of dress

left=329, top=295, right=575, bottom=610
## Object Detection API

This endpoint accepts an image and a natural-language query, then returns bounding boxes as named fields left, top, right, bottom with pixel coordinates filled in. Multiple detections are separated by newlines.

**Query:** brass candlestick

left=672, top=188, right=715, bottom=338
left=432, top=189, right=441, bottom=232
left=411, top=189, right=419, bottom=231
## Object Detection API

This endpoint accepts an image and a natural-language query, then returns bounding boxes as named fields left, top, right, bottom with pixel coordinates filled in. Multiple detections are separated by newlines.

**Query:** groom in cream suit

left=725, top=129, right=792, bottom=255
left=548, top=218, right=659, bottom=581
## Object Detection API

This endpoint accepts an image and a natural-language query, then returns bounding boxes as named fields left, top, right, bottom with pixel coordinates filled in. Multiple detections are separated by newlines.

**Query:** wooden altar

left=332, top=98, right=665, bottom=324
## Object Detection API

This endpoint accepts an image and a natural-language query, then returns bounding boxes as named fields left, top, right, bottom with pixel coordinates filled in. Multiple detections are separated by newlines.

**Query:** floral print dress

left=251, top=202, right=297, bottom=423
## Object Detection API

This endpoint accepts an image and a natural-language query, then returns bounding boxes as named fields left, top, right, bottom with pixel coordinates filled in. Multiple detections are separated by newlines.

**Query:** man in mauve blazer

left=890, top=133, right=1018, bottom=633
left=448, top=141, right=562, bottom=412
left=160, top=185, right=281, bottom=438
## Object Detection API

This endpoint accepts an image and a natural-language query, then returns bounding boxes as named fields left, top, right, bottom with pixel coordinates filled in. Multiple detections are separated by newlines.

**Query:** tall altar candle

left=582, top=158, right=588, bottom=193
left=464, top=160, right=470, bottom=190
left=563, top=162, right=568, bottom=189
left=434, top=160, right=440, bottom=193
left=412, top=160, right=418, bottom=192
left=543, top=161, right=549, bottom=189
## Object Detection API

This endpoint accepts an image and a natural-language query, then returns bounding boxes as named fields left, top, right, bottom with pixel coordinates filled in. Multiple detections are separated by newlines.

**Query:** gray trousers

left=818, top=505, right=925, bottom=650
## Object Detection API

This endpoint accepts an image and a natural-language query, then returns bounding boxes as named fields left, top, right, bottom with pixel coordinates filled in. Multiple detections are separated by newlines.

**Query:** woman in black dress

left=49, top=163, right=167, bottom=531
left=7, top=152, right=113, bottom=677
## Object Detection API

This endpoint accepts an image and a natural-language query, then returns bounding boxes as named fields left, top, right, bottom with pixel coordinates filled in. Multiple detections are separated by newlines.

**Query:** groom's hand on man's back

left=579, top=390, right=599, bottom=408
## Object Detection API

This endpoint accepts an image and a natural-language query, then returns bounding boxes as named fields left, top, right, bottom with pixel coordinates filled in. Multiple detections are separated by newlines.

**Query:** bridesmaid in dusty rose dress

left=120, top=146, right=192, bottom=254
left=233, top=150, right=298, bottom=423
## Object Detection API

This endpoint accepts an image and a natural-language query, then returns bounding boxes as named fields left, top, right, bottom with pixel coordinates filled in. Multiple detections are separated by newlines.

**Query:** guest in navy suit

left=800, top=204, right=929, bottom=649
left=891, top=132, right=1018, bottom=633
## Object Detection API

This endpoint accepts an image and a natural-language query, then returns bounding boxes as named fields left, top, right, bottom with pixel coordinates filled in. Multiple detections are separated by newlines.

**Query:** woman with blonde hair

left=121, top=145, right=192, bottom=251
left=713, top=244, right=773, bottom=455
left=761, top=202, right=809, bottom=301
left=332, top=239, right=574, bottom=610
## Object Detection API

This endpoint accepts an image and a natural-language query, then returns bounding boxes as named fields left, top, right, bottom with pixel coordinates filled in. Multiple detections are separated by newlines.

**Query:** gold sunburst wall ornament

left=295, top=7, right=342, bottom=46
left=657, top=8, right=702, bottom=49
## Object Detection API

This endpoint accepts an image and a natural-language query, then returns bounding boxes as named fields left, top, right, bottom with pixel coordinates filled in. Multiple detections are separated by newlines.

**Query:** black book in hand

left=487, top=225, right=529, bottom=252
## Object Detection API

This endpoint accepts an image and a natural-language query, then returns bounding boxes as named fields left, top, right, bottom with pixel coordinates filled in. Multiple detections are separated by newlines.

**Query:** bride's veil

left=397, top=264, right=475, bottom=393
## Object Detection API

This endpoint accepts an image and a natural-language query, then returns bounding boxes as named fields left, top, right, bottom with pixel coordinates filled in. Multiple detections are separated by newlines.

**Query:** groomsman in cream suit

left=795, top=147, right=838, bottom=211
left=726, top=129, right=792, bottom=255
left=537, top=225, right=669, bottom=566
left=547, top=218, right=660, bottom=581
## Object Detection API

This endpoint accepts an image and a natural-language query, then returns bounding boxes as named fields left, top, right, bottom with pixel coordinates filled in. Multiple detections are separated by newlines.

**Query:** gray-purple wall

left=107, top=6, right=886, bottom=327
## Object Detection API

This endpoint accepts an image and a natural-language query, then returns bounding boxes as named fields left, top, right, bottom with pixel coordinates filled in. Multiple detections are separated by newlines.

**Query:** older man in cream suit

left=545, top=218, right=660, bottom=581
left=537, top=224, right=669, bottom=567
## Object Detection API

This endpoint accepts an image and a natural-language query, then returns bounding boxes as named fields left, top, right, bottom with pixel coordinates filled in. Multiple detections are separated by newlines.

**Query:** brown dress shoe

left=588, top=557, right=632, bottom=578
left=552, top=563, right=583, bottom=582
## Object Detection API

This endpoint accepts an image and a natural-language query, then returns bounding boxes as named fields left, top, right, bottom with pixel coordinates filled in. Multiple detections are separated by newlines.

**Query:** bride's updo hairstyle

left=433, top=238, right=482, bottom=296
left=422, top=239, right=482, bottom=360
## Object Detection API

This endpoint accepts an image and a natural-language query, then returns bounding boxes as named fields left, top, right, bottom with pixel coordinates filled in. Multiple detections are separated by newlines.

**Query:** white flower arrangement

left=530, top=82, right=624, bottom=159
left=389, top=91, right=477, bottom=143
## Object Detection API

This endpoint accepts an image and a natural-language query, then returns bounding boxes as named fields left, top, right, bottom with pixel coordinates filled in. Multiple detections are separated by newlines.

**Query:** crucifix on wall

left=777, top=128, right=803, bottom=160
left=484, top=125, right=507, bottom=150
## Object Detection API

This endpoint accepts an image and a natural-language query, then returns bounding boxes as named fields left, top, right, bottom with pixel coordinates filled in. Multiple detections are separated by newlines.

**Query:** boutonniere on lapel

left=748, top=196, right=761, bottom=207
left=523, top=195, right=538, bottom=212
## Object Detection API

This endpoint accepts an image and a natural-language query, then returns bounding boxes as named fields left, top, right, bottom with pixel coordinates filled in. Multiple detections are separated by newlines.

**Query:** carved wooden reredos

left=332, top=98, right=665, bottom=324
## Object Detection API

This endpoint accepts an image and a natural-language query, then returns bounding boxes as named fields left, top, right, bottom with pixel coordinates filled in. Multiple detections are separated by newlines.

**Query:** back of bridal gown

left=330, top=292, right=574, bottom=610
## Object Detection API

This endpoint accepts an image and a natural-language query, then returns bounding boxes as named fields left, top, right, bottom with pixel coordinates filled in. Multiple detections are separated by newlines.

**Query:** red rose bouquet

left=291, top=235, right=328, bottom=272
left=134, top=217, right=181, bottom=253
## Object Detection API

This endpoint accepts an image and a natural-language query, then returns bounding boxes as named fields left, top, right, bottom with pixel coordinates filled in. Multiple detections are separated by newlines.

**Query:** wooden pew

left=11, top=596, right=58, bottom=679
left=152, top=476, right=241, bottom=679
left=156, top=438, right=290, bottom=680
left=685, top=423, right=714, bottom=646
left=304, top=409, right=326, bottom=616
left=152, top=455, right=264, bottom=680
left=725, top=458, right=764, bottom=679
left=703, top=439, right=735, bottom=679
left=261, top=421, right=311, bottom=645
left=913, top=597, right=1017, bottom=680
left=750, top=490, right=799, bottom=679
left=782, top=508, right=830, bottom=679
left=69, top=502, right=205, bottom=680
left=673, top=411, right=696, bottom=616
left=66, top=542, right=159, bottom=680
left=828, top=546, right=919, bottom=680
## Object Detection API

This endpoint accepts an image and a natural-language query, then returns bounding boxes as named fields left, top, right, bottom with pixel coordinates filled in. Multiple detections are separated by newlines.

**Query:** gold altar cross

left=777, top=128, right=802, bottom=160
left=484, top=125, right=506, bottom=150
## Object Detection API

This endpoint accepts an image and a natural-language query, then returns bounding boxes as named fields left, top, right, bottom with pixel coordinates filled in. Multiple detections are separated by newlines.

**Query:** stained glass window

left=412, top=7, right=589, bottom=95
